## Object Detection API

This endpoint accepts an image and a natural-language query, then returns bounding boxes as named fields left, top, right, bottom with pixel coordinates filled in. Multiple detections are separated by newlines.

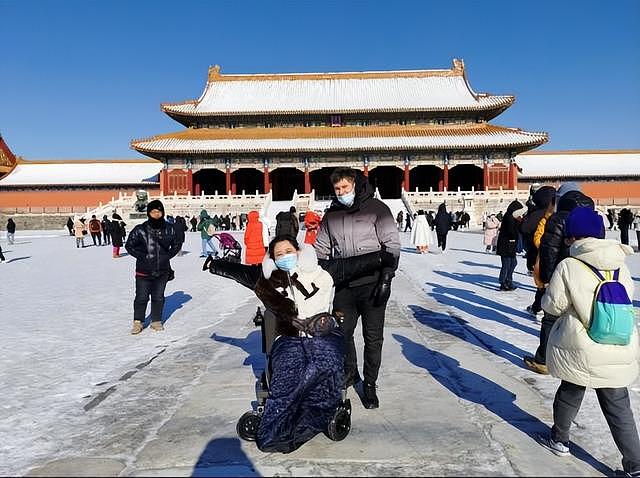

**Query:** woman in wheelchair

left=204, top=234, right=390, bottom=453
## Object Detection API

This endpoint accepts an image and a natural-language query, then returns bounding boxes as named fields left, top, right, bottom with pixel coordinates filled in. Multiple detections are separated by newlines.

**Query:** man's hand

left=372, top=270, right=394, bottom=306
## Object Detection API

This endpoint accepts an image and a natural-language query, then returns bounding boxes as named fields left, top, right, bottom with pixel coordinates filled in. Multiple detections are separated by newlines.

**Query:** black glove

left=372, top=270, right=394, bottom=306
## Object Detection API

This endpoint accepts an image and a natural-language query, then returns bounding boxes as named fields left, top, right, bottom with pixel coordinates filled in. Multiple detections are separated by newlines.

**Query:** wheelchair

left=236, top=307, right=352, bottom=443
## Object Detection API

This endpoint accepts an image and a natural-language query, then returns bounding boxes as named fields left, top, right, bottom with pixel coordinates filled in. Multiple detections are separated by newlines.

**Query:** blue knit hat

left=565, top=207, right=605, bottom=239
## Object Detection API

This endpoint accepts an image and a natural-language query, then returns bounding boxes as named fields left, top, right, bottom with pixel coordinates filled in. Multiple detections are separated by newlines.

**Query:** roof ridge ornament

left=452, top=58, right=465, bottom=75
left=208, top=64, right=222, bottom=82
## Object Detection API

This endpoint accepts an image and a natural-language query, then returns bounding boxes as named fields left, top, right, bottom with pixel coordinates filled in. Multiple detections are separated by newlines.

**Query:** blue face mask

left=275, top=253, right=297, bottom=272
left=337, top=190, right=355, bottom=207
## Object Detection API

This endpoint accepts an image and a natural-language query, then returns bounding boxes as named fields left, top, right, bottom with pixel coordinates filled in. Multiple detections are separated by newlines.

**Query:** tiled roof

left=516, top=151, right=640, bottom=179
left=131, top=124, right=547, bottom=154
left=161, top=60, right=514, bottom=117
left=0, top=160, right=163, bottom=186
left=0, top=135, right=18, bottom=173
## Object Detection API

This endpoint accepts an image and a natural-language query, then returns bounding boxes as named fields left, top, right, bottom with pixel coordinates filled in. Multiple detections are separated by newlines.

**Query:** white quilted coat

left=542, top=238, right=639, bottom=388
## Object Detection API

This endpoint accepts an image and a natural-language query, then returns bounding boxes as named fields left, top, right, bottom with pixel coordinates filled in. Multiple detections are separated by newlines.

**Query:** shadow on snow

left=211, top=330, right=265, bottom=380
left=192, top=437, right=260, bottom=477
left=392, top=333, right=612, bottom=476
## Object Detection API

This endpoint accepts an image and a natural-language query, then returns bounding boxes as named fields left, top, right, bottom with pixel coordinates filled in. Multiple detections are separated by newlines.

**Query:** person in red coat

left=303, top=210, right=321, bottom=245
left=243, top=210, right=268, bottom=265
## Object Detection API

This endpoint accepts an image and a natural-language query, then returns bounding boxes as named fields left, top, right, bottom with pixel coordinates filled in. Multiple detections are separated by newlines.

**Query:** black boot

left=362, top=382, right=379, bottom=409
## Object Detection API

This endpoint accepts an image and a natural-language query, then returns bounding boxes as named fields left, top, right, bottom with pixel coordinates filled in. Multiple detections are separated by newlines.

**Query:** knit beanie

left=565, top=206, right=605, bottom=239
left=557, top=182, right=581, bottom=200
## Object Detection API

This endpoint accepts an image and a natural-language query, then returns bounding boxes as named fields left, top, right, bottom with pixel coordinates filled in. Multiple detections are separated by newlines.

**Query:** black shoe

left=362, top=382, right=379, bottom=409
left=499, top=283, right=508, bottom=291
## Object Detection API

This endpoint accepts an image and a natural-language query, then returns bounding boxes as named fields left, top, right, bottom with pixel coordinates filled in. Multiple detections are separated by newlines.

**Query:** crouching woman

left=204, top=234, right=387, bottom=453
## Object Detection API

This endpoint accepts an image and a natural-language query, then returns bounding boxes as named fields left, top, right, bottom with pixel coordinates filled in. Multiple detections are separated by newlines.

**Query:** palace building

left=131, top=59, right=548, bottom=200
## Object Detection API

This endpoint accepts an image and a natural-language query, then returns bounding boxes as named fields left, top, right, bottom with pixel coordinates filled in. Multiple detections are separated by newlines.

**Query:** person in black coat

left=101, top=215, right=111, bottom=245
left=275, top=206, right=299, bottom=237
left=66, top=217, right=74, bottom=236
left=125, top=200, right=182, bottom=334
left=174, top=215, right=188, bottom=255
left=618, top=208, right=634, bottom=245
left=434, top=203, right=452, bottom=251
left=190, top=216, right=198, bottom=232
left=519, top=186, right=556, bottom=274
left=110, top=214, right=126, bottom=258
left=496, top=200, right=525, bottom=291
left=524, top=186, right=597, bottom=374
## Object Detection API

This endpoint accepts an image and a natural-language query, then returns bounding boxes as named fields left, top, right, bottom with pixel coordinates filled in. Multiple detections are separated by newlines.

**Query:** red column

left=225, top=167, right=231, bottom=195
left=195, top=183, right=201, bottom=196
left=263, top=163, right=270, bottom=193
left=186, top=169, right=193, bottom=195
left=508, top=161, right=517, bottom=190
left=438, top=168, right=444, bottom=191
left=443, top=164, right=449, bottom=191
left=159, top=169, right=169, bottom=195
left=483, top=162, right=490, bottom=191
left=231, top=175, right=237, bottom=195
left=403, top=163, right=410, bottom=191
left=304, top=167, right=311, bottom=194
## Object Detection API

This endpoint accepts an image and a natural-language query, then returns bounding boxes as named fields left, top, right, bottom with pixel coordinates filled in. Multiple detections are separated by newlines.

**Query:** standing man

left=125, top=200, right=182, bottom=334
left=314, top=167, right=400, bottom=409
left=6, top=218, right=16, bottom=245
left=88, top=215, right=102, bottom=246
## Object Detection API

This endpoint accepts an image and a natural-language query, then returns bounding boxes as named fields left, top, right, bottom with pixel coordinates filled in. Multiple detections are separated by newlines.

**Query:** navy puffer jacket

left=125, top=221, right=181, bottom=276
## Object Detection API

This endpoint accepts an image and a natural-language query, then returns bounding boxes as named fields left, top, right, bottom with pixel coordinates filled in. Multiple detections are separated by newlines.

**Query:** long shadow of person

left=192, top=437, right=260, bottom=477
left=434, top=270, right=536, bottom=293
left=212, top=330, right=265, bottom=380
left=392, top=333, right=612, bottom=475
left=162, top=290, right=192, bottom=325
left=425, top=282, right=539, bottom=336
left=408, top=305, right=530, bottom=371
left=459, top=260, right=529, bottom=277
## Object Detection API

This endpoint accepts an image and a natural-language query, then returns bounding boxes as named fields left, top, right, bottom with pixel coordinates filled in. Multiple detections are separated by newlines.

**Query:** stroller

left=236, top=307, right=352, bottom=446
left=213, top=232, right=242, bottom=263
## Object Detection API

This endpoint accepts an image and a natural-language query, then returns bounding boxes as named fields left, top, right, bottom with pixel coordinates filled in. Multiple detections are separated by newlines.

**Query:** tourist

left=314, top=167, right=400, bottom=409
left=204, top=235, right=387, bottom=452
left=197, top=209, right=220, bottom=258
left=174, top=215, right=188, bottom=256
left=537, top=207, right=640, bottom=476
left=125, top=200, right=182, bottom=334
left=524, top=182, right=597, bottom=375
left=111, top=213, right=126, bottom=258
left=190, top=215, right=198, bottom=232
left=66, top=217, right=74, bottom=236
left=101, top=215, right=111, bottom=245
left=403, top=212, right=412, bottom=232
left=618, top=208, right=634, bottom=246
left=88, top=215, right=102, bottom=246
left=303, top=210, right=321, bottom=245
left=411, top=210, right=433, bottom=254
left=483, top=213, right=500, bottom=253
left=496, top=201, right=525, bottom=291
left=520, top=186, right=556, bottom=274
left=6, top=218, right=16, bottom=245
left=275, top=206, right=299, bottom=238
left=396, top=210, right=404, bottom=231
left=73, top=217, right=86, bottom=248
left=434, top=203, right=452, bottom=252
left=243, top=210, right=268, bottom=265
left=0, top=244, right=6, bottom=263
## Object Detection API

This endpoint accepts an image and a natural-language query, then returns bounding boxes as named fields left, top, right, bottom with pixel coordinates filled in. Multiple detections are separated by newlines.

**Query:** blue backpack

left=575, top=259, right=636, bottom=346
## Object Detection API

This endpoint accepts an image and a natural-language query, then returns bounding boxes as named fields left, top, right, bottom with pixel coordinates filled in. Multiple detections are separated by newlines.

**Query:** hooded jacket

left=197, top=209, right=213, bottom=239
left=6, top=219, right=16, bottom=234
left=303, top=211, right=321, bottom=245
left=434, top=203, right=452, bottom=234
left=520, top=186, right=556, bottom=237
left=539, top=190, right=595, bottom=284
left=543, top=238, right=638, bottom=388
left=496, top=200, right=524, bottom=257
left=313, top=172, right=400, bottom=286
left=244, top=210, right=267, bottom=265
left=125, top=205, right=181, bottom=276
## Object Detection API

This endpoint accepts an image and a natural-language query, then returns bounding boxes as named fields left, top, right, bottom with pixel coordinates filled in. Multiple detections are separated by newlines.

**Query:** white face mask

left=337, top=190, right=355, bottom=207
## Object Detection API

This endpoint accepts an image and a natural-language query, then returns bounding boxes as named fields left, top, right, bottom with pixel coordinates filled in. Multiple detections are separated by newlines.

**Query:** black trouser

left=0, top=245, right=5, bottom=261
left=552, top=380, right=640, bottom=473
left=91, top=232, right=102, bottom=246
left=437, top=231, right=448, bottom=250
left=333, top=283, right=387, bottom=385
left=621, top=227, right=629, bottom=245
left=103, top=231, right=111, bottom=245
left=134, top=273, right=169, bottom=323
left=530, top=287, right=545, bottom=313
left=637, top=230, right=640, bottom=249
left=534, top=312, right=558, bottom=364
left=499, top=256, right=517, bottom=288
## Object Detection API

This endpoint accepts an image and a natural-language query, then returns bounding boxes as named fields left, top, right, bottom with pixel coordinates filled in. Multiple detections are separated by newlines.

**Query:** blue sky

left=1, top=0, right=639, bottom=159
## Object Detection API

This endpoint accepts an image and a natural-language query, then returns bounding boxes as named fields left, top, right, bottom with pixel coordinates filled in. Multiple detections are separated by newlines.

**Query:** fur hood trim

left=261, top=243, right=318, bottom=279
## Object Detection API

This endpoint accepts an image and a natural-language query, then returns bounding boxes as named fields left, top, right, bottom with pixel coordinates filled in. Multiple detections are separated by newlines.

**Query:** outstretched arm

left=203, top=257, right=262, bottom=290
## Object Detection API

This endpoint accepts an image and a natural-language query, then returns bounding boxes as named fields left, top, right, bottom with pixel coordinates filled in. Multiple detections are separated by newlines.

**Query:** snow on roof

left=0, top=160, right=163, bottom=186
left=516, top=151, right=640, bottom=178
left=162, top=61, right=513, bottom=116
left=132, top=124, right=547, bottom=154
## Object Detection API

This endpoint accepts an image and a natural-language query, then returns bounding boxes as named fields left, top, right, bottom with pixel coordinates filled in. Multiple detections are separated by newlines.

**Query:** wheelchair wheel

left=236, top=411, right=261, bottom=442
left=325, top=399, right=351, bottom=441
